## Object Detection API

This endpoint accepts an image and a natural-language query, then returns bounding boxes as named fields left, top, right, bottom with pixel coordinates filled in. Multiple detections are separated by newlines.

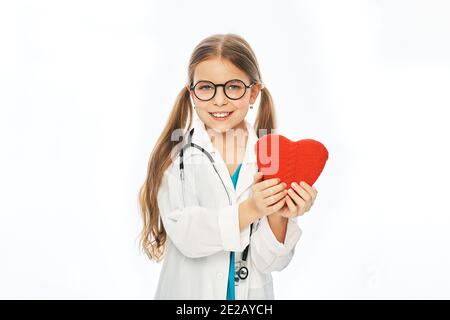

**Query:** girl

left=139, top=34, right=318, bottom=300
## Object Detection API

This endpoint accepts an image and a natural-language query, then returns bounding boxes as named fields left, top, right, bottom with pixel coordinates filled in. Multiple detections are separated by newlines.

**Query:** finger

left=287, top=188, right=306, bottom=213
left=252, top=172, right=264, bottom=193
left=302, top=182, right=318, bottom=206
left=261, top=182, right=287, bottom=199
left=288, top=192, right=307, bottom=216
left=254, top=177, right=280, bottom=192
left=279, top=196, right=294, bottom=218
left=293, top=182, right=315, bottom=210
left=291, top=182, right=312, bottom=203
left=300, top=181, right=317, bottom=198
left=253, top=172, right=263, bottom=183
left=311, top=191, right=317, bottom=206
left=285, top=195, right=297, bottom=215
left=267, top=196, right=286, bottom=214
left=264, top=188, right=288, bottom=206
left=311, top=185, right=318, bottom=205
left=278, top=204, right=292, bottom=218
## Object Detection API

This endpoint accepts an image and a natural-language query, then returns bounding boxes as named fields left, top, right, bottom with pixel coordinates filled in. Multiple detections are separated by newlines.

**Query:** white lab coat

left=154, top=117, right=302, bottom=300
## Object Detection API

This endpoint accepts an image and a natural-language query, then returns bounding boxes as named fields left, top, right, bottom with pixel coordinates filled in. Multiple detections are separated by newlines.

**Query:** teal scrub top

left=226, top=163, right=243, bottom=300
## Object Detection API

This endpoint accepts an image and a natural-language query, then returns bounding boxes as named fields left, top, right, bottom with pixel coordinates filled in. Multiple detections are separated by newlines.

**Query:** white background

left=1, top=0, right=449, bottom=299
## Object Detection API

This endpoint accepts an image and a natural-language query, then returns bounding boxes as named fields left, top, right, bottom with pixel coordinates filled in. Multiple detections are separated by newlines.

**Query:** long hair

left=138, top=33, right=277, bottom=261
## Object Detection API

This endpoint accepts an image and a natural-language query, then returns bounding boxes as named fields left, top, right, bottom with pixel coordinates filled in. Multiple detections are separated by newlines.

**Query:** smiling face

left=189, top=57, right=261, bottom=133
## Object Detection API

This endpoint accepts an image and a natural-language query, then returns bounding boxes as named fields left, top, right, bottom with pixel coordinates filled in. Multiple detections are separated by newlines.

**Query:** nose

left=212, top=85, right=228, bottom=106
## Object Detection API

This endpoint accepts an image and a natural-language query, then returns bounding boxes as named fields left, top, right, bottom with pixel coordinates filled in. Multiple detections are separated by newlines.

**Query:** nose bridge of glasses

left=211, top=83, right=228, bottom=102
left=215, top=83, right=227, bottom=96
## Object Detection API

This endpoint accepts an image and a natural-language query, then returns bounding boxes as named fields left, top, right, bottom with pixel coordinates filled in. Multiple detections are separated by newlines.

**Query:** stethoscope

left=179, top=127, right=253, bottom=281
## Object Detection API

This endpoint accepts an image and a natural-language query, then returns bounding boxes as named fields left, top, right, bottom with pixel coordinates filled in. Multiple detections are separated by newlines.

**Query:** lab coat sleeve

left=157, top=163, right=251, bottom=259
left=249, top=215, right=302, bottom=273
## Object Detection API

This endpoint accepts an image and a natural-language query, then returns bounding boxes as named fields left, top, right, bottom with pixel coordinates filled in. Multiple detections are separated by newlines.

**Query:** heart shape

left=255, top=134, right=329, bottom=187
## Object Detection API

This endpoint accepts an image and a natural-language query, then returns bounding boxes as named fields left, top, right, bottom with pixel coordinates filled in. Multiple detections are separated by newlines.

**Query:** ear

left=249, top=83, right=263, bottom=104
left=186, top=84, right=195, bottom=100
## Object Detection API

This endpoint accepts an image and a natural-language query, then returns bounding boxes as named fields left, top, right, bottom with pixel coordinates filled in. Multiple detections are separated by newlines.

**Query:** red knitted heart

left=255, top=134, right=329, bottom=187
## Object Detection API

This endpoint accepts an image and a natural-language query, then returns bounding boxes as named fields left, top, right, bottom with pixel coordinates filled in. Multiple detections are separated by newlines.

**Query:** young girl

left=139, top=34, right=318, bottom=300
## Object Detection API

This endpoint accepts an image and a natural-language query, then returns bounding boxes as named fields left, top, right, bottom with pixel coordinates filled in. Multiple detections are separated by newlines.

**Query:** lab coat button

left=217, top=272, right=223, bottom=279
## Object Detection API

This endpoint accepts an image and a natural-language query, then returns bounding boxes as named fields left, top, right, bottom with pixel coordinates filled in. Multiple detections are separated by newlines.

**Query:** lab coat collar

left=186, top=117, right=259, bottom=201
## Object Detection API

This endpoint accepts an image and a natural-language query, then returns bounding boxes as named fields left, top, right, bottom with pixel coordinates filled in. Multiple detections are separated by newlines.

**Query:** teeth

left=211, top=112, right=231, bottom=118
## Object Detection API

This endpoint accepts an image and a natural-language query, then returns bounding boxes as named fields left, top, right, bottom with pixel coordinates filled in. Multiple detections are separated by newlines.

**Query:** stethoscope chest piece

left=234, top=261, right=249, bottom=282
left=237, top=266, right=249, bottom=280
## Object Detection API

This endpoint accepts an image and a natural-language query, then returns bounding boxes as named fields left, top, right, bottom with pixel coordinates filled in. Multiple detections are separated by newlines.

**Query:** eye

left=226, top=80, right=245, bottom=91
left=227, top=84, right=245, bottom=91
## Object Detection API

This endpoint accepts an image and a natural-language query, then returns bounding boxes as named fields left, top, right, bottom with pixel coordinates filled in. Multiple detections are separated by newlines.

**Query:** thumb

left=254, top=171, right=263, bottom=183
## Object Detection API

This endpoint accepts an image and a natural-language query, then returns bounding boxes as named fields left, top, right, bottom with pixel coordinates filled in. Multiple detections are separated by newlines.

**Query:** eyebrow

left=195, top=78, right=245, bottom=83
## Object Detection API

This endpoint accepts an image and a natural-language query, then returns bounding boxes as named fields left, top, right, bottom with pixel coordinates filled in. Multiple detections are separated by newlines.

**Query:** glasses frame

left=189, top=79, right=256, bottom=101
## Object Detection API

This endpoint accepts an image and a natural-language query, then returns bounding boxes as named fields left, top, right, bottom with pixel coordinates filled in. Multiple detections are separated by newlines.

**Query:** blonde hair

left=138, top=33, right=278, bottom=261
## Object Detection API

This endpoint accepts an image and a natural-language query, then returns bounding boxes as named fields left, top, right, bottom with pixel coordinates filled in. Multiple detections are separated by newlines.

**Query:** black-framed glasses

left=190, top=79, right=256, bottom=101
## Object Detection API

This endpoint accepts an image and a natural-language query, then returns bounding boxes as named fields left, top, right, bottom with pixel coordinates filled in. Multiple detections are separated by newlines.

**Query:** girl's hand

left=273, top=181, right=318, bottom=218
left=249, top=172, right=288, bottom=217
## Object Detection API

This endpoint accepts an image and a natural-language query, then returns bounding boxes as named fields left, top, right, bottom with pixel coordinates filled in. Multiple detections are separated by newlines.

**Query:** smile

left=209, top=111, right=234, bottom=120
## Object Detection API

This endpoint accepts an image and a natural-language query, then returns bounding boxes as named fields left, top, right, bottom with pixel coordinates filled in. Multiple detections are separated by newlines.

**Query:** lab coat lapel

left=234, top=120, right=258, bottom=200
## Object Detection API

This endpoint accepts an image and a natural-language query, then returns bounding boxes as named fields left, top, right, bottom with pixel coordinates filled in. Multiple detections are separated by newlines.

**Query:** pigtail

left=254, top=87, right=277, bottom=138
left=138, top=86, right=193, bottom=262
